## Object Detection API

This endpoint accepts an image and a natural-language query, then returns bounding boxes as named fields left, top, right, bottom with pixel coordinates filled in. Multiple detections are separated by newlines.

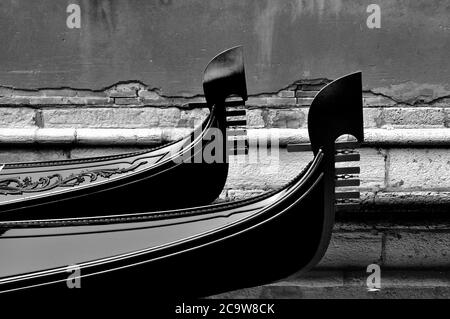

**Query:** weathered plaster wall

left=0, top=0, right=449, bottom=98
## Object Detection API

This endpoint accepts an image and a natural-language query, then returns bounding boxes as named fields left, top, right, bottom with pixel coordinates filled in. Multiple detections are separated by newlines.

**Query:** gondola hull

left=0, top=152, right=326, bottom=297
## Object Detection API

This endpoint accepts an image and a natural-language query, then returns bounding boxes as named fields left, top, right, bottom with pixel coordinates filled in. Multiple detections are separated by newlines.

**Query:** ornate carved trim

left=0, top=161, right=147, bottom=195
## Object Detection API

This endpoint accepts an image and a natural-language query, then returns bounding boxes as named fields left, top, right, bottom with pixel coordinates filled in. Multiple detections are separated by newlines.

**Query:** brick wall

left=0, top=79, right=449, bottom=298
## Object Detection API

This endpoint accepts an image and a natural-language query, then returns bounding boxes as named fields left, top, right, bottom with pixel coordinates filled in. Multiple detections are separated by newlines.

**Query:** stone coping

left=0, top=128, right=448, bottom=146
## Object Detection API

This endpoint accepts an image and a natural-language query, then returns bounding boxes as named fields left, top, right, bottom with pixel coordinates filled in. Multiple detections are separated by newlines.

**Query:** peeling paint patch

left=372, top=82, right=450, bottom=105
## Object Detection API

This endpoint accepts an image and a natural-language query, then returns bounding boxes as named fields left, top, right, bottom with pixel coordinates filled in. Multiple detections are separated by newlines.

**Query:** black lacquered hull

left=0, top=152, right=328, bottom=298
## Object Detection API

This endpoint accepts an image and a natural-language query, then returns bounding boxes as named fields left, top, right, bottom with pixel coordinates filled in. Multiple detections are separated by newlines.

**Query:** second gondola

left=0, top=47, right=248, bottom=220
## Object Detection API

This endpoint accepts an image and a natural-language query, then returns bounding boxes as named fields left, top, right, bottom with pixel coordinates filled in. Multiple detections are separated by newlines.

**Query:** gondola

left=0, top=71, right=363, bottom=298
left=0, top=47, right=248, bottom=220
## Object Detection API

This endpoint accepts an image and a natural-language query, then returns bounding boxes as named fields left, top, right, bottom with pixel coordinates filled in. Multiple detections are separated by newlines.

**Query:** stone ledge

left=0, top=128, right=448, bottom=146
left=220, top=190, right=450, bottom=213
left=348, top=191, right=450, bottom=213
left=318, top=222, right=450, bottom=269
left=209, top=270, right=450, bottom=299
left=248, top=128, right=450, bottom=146
left=76, top=128, right=162, bottom=145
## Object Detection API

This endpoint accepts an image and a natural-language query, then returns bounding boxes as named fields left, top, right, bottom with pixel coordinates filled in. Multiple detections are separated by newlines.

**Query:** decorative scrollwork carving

left=0, top=161, right=147, bottom=195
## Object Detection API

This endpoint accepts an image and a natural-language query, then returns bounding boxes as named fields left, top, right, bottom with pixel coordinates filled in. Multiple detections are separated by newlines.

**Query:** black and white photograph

left=0, top=0, right=448, bottom=314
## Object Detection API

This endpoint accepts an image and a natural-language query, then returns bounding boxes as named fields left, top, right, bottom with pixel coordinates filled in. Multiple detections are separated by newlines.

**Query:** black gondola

left=0, top=71, right=363, bottom=298
left=0, top=47, right=248, bottom=220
